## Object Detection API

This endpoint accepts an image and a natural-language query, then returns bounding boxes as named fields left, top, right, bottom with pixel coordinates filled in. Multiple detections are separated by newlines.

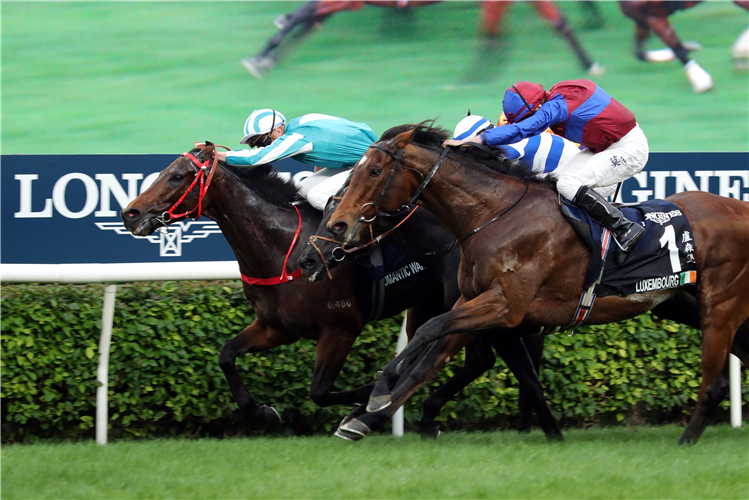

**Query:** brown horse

left=120, top=144, right=451, bottom=428
left=327, top=124, right=749, bottom=445
left=618, top=1, right=749, bottom=92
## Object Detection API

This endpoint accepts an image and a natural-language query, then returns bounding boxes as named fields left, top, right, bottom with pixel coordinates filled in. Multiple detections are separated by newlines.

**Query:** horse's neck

left=378, top=209, right=458, bottom=273
left=204, top=172, right=313, bottom=278
left=416, top=155, right=529, bottom=242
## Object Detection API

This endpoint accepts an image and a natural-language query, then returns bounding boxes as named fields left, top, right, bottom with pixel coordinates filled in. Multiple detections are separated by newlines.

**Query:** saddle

left=559, top=196, right=698, bottom=326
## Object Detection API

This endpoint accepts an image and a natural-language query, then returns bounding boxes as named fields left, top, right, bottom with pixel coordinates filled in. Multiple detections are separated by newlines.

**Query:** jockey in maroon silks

left=444, top=79, right=650, bottom=253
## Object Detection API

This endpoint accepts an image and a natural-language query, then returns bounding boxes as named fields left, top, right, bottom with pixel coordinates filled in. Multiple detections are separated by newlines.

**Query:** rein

left=241, top=203, right=304, bottom=286
left=308, top=204, right=421, bottom=280
left=457, top=182, right=529, bottom=243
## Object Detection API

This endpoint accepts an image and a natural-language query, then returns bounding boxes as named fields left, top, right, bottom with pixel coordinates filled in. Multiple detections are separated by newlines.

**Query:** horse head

left=327, top=125, right=427, bottom=245
left=121, top=144, right=219, bottom=236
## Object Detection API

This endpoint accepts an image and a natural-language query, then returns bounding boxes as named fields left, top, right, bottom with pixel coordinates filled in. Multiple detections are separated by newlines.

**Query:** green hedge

left=2, top=282, right=746, bottom=443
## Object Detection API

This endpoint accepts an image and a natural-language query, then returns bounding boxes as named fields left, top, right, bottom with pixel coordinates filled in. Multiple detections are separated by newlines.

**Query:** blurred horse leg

left=480, top=0, right=511, bottom=38
left=244, top=1, right=364, bottom=77
left=533, top=1, right=600, bottom=72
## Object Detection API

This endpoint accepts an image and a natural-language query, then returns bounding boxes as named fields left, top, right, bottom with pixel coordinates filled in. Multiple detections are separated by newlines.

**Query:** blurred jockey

left=481, top=1, right=605, bottom=75
left=444, top=80, right=649, bottom=253
left=209, top=109, right=376, bottom=210
left=453, top=114, right=617, bottom=194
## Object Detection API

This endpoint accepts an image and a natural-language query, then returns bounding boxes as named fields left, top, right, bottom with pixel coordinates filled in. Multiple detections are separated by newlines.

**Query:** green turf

left=2, top=1, right=748, bottom=155
left=2, top=426, right=747, bottom=499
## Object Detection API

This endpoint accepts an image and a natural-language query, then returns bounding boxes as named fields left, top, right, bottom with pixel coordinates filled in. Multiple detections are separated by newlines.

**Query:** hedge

left=2, top=281, right=746, bottom=443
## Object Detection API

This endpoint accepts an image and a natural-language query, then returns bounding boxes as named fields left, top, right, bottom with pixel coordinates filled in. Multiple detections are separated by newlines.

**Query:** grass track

left=2, top=426, right=748, bottom=499
left=2, top=1, right=748, bottom=154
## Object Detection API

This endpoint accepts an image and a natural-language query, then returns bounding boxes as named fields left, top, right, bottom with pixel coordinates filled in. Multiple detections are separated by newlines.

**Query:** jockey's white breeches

left=554, top=123, right=649, bottom=201
left=298, top=168, right=351, bottom=211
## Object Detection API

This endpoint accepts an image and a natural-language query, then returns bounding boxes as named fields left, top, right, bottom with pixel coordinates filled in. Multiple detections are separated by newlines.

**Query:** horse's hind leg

left=218, top=319, right=291, bottom=425
left=490, top=335, right=562, bottom=441
left=680, top=308, right=748, bottom=445
left=517, top=334, right=545, bottom=433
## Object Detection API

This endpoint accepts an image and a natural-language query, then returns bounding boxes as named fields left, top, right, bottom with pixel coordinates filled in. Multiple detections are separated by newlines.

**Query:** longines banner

left=1, top=153, right=748, bottom=265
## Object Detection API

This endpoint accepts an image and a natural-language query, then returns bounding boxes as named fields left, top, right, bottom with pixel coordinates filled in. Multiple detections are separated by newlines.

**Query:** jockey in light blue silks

left=215, top=109, right=377, bottom=210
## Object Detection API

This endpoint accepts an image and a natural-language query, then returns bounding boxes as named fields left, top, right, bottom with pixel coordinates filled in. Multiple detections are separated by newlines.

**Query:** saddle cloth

left=560, top=198, right=698, bottom=298
left=353, top=242, right=426, bottom=321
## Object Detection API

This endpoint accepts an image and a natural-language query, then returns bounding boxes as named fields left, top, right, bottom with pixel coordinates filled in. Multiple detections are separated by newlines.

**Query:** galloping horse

left=244, top=0, right=600, bottom=79
left=301, top=173, right=749, bottom=440
left=327, top=124, right=749, bottom=445
left=298, top=157, right=559, bottom=439
left=120, top=144, right=450, bottom=427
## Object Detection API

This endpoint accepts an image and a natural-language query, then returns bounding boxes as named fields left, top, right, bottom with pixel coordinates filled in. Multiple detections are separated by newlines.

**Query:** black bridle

left=356, top=140, right=528, bottom=243
left=356, top=143, right=450, bottom=222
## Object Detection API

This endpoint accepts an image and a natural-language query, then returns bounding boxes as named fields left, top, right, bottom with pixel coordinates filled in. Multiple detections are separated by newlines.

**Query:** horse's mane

left=189, top=148, right=302, bottom=206
left=381, top=122, right=553, bottom=186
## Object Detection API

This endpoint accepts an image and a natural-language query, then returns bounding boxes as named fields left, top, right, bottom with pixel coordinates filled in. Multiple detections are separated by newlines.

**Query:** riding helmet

left=503, top=82, right=546, bottom=124
left=240, top=109, right=286, bottom=144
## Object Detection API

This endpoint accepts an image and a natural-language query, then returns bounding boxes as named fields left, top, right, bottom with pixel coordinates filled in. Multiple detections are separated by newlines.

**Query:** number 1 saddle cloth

left=560, top=197, right=698, bottom=299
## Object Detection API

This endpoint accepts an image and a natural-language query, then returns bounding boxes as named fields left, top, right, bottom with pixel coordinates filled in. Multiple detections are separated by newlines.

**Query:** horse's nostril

left=122, top=208, right=141, bottom=220
left=302, top=259, right=317, bottom=269
left=331, top=221, right=348, bottom=236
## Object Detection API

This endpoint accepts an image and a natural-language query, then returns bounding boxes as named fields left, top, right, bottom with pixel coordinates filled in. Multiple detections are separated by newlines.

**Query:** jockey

left=444, top=80, right=649, bottom=252
left=212, top=109, right=377, bottom=210
left=452, top=114, right=617, bottom=194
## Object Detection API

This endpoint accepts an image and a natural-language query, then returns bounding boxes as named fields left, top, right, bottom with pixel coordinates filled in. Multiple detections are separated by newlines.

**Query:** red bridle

left=163, top=145, right=303, bottom=286
left=163, top=148, right=225, bottom=222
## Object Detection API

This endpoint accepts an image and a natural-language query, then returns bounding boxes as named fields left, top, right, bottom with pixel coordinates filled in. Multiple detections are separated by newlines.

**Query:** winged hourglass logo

left=95, top=221, right=222, bottom=257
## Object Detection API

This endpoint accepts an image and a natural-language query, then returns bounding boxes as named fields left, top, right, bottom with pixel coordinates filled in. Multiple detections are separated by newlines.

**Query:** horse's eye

left=171, top=173, right=184, bottom=182
left=370, top=169, right=382, bottom=178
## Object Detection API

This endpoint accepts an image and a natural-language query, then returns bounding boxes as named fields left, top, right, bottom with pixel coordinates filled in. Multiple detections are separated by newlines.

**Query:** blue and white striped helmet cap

left=453, top=115, right=494, bottom=140
left=240, top=109, right=286, bottom=144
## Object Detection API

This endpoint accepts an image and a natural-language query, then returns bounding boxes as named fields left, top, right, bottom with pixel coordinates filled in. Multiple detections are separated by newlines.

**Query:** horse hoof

left=339, top=418, right=371, bottom=439
left=258, top=405, right=282, bottom=425
left=420, top=423, right=441, bottom=440
left=333, top=428, right=362, bottom=442
left=366, top=395, right=392, bottom=413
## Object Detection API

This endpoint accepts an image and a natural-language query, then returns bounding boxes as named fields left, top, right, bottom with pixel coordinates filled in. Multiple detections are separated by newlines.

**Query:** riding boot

left=572, top=186, right=645, bottom=253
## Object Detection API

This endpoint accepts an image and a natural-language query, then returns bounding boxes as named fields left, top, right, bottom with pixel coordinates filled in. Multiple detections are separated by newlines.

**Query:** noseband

left=357, top=143, right=450, bottom=223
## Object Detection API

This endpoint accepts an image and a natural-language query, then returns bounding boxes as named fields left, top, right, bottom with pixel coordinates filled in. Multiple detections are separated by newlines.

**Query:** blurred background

left=2, top=1, right=748, bottom=154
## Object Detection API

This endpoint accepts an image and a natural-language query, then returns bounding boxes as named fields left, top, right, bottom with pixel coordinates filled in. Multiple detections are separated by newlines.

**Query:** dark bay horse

left=120, top=145, right=450, bottom=427
left=327, top=124, right=749, bottom=445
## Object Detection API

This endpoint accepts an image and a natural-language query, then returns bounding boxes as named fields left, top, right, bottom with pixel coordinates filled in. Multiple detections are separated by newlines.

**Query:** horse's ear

left=393, top=127, right=418, bottom=149
left=197, top=142, right=216, bottom=160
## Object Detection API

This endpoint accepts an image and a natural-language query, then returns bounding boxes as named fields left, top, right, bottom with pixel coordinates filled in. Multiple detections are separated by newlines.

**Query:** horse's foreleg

left=419, top=334, right=497, bottom=438
left=369, top=288, right=522, bottom=412
left=645, top=16, right=690, bottom=64
left=218, top=319, right=293, bottom=425
left=308, top=330, right=368, bottom=407
left=338, top=334, right=472, bottom=441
